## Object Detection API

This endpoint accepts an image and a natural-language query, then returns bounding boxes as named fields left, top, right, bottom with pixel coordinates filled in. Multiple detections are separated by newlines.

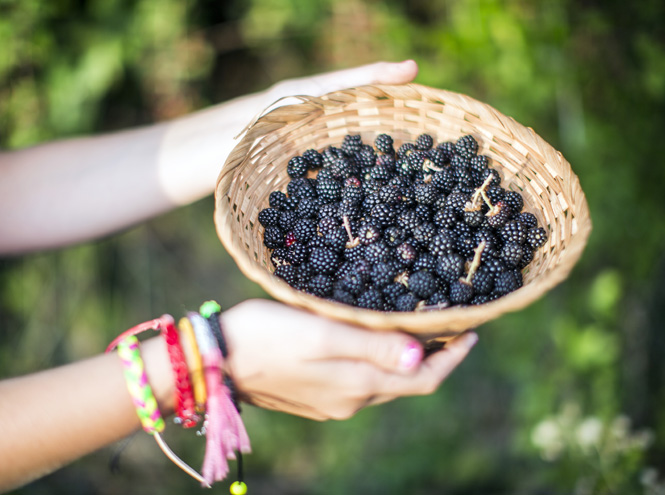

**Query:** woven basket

left=214, top=83, right=592, bottom=341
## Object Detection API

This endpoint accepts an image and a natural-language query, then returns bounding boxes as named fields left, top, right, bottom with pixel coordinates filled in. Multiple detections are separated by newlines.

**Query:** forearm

left=0, top=336, right=173, bottom=492
left=0, top=90, right=269, bottom=255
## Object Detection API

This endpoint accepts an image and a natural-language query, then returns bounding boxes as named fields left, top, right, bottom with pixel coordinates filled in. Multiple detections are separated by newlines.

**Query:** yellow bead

left=230, top=481, right=247, bottom=495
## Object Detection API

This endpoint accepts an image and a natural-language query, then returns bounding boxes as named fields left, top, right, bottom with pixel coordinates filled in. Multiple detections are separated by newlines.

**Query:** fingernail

left=461, top=332, right=479, bottom=349
left=399, top=341, right=423, bottom=371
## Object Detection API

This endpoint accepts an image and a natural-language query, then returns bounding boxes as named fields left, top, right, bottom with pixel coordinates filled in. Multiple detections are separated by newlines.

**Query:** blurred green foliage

left=2, top=0, right=665, bottom=494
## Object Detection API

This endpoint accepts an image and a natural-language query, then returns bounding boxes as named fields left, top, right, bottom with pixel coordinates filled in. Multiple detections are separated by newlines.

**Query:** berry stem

left=469, top=174, right=495, bottom=211
left=342, top=215, right=360, bottom=248
left=463, top=240, right=486, bottom=284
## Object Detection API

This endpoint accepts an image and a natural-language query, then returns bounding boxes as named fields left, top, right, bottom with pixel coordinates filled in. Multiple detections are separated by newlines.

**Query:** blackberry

left=316, top=167, right=336, bottom=182
left=263, top=226, right=284, bottom=249
left=414, top=204, right=433, bottom=222
left=269, top=191, right=288, bottom=210
left=370, top=261, right=399, bottom=288
left=284, top=231, right=296, bottom=247
left=399, top=185, right=416, bottom=207
left=456, top=233, right=476, bottom=259
left=527, top=227, right=548, bottom=249
left=517, top=212, right=538, bottom=230
left=343, top=243, right=366, bottom=263
left=486, top=186, right=506, bottom=206
left=479, top=168, right=502, bottom=188
left=395, top=293, right=420, bottom=312
left=500, top=242, right=524, bottom=268
left=500, top=220, right=527, bottom=245
left=316, top=179, right=342, bottom=202
left=445, top=192, right=471, bottom=216
left=357, top=288, right=385, bottom=311
left=323, top=227, right=347, bottom=252
left=433, top=208, right=458, bottom=229
left=365, top=241, right=392, bottom=264
left=270, top=247, right=289, bottom=266
left=286, top=243, right=308, bottom=266
left=415, top=133, right=434, bottom=150
left=302, top=149, right=323, bottom=170
left=369, top=163, right=391, bottom=182
left=504, top=190, right=524, bottom=214
left=428, top=148, right=448, bottom=168
left=279, top=210, right=298, bottom=231
left=436, top=254, right=465, bottom=283
left=412, top=221, right=437, bottom=248
left=342, top=134, right=363, bottom=154
left=427, top=291, right=450, bottom=308
left=377, top=153, right=396, bottom=172
left=309, top=247, right=340, bottom=275
left=455, top=135, right=479, bottom=158
left=407, top=150, right=427, bottom=174
left=383, top=282, right=407, bottom=307
left=307, top=234, right=326, bottom=251
left=412, top=252, right=438, bottom=272
left=449, top=280, right=474, bottom=304
left=336, top=271, right=366, bottom=295
left=287, top=156, right=308, bottom=178
left=318, top=216, right=339, bottom=234
left=397, top=142, right=416, bottom=158
left=397, top=209, right=421, bottom=234
left=296, top=197, right=318, bottom=219
left=379, top=184, right=402, bottom=205
left=337, top=200, right=359, bottom=220
left=332, top=288, right=355, bottom=306
left=429, top=231, right=455, bottom=257
left=518, top=246, right=534, bottom=269
left=414, top=182, right=438, bottom=205
left=357, top=223, right=381, bottom=245
left=463, top=209, right=485, bottom=228
left=341, top=184, right=364, bottom=205
left=375, top=134, right=395, bottom=154
left=408, top=270, right=438, bottom=299
left=353, top=149, right=376, bottom=169
left=486, top=202, right=512, bottom=229
left=308, top=274, right=333, bottom=297
left=293, top=219, right=316, bottom=243
left=493, top=270, right=520, bottom=296
left=370, top=203, right=397, bottom=228
left=435, top=141, right=456, bottom=162
left=395, top=242, right=417, bottom=266
left=471, top=267, right=494, bottom=295
left=258, top=208, right=281, bottom=227
left=469, top=155, right=489, bottom=174
left=287, top=177, right=316, bottom=200
left=470, top=295, right=490, bottom=305
left=274, top=264, right=298, bottom=286
left=383, top=226, right=406, bottom=247
left=331, top=157, right=356, bottom=179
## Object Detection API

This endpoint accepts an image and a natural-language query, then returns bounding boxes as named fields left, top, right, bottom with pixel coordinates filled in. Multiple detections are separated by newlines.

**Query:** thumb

left=322, top=326, right=424, bottom=374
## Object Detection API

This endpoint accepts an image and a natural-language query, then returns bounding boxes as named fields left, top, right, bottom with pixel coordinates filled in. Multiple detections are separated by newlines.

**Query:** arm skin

left=0, top=60, right=418, bottom=255
left=0, top=300, right=478, bottom=492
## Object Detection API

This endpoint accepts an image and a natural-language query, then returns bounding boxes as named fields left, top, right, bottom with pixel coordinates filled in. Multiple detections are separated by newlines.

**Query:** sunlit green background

left=2, top=1, right=664, bottom=494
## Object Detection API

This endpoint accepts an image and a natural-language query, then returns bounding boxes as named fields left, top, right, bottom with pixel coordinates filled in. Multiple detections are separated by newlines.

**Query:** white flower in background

left=575, top=416, right=603, bottom=453
left=531, top=418, right=564, bottom=461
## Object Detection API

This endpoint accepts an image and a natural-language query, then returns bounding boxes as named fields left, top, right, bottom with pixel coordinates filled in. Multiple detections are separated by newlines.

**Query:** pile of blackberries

left=257, top=133, right=548, bottom=312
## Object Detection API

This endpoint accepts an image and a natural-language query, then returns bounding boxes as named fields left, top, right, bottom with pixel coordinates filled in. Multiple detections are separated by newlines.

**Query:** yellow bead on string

left=230, top=481, right=248, bottom=495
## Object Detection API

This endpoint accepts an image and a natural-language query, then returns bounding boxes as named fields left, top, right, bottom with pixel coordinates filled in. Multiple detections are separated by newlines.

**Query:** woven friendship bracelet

left=178, top=316, right=208, bottom=412
left=116, top=335, right=165, bottom=434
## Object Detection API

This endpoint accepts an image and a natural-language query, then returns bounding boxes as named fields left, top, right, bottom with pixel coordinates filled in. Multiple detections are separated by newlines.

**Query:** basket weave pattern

left=215, top=84, right=591, bottom=340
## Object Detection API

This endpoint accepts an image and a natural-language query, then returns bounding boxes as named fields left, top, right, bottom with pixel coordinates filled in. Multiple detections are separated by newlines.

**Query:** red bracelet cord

left=107, top=315, right=199, bottom=428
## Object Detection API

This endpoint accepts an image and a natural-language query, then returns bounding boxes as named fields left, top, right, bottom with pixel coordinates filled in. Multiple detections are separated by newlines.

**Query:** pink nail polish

left=399, top=341, right=423, bottom=370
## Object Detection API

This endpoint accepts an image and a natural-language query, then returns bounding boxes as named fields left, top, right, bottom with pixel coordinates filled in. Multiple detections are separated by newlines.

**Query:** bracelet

left=112, top=334, right=209, bottom=487
left=200, top=301, right=241, bottom=412
left=178, top=317, right=207, bottom=412
left=107, top=315, right=198, bottom=428
left=116, top=335, right=166, bottom=435
left=189, top=312, right=251, bottom=486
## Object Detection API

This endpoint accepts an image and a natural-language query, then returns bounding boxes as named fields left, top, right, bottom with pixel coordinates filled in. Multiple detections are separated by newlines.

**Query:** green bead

left=229, top=481, right=247, bottom=495
left=200, top=300, right=221, bottom=318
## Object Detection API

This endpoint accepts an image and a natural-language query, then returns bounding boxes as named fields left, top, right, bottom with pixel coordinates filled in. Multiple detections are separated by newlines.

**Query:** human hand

left=262, top=59, right=419, bottom=105
left=220, top=299, right=477, bottom=421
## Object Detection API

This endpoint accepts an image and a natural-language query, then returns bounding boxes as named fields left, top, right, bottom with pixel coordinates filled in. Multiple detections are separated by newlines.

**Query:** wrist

left=140, top=336, right=176, bottom=416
